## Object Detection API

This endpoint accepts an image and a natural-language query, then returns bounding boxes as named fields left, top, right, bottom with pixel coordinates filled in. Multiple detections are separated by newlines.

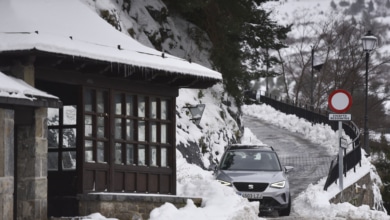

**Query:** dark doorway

left=46, top=105, right=78, bottom=217
left=36, top=81, right=80, bottom=217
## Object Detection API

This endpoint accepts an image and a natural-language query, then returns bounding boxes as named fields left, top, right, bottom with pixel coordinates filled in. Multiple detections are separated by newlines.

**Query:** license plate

left=240, top=193, right=263, bottom=199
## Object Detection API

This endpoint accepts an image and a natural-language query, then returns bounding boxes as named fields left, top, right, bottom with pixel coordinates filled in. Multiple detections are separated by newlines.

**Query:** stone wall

left=78, top=194, right=202, bottom=220
left=16, top=108, right=48, bottom=220
left=0, top=109, right=15, bottom=220
left=330, top=172, right=375, bottom=208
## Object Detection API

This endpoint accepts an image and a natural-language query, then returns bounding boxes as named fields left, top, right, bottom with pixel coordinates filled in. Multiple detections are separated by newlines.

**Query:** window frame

left=48, top=105, right=78, bottom=172
left=111, top=91, right=173, bottom=169
left=81, top=86, right=175, bottom=193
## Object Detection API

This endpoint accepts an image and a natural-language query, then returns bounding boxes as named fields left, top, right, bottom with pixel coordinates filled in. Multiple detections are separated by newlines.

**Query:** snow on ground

left=263, top=0, right=336, bottom=25
left=293, top=151, right=386, bottom=219
left=83, top=103, right=389, bottom=220
left=243, top=104, right=388, bottom=219
left=149, top=150, right=260, bottom=220
left=242, top=104, right=343, bottom=155
left=262, top=0, right=344, bottom=40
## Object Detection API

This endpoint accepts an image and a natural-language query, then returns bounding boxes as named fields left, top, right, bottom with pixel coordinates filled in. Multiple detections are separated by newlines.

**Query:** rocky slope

left=81, top=0, right=241, bottom=167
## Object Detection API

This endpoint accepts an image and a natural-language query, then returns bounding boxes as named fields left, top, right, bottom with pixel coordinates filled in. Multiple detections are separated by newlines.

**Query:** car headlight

left=270, top=180, right=285, bottom=189
left=217, top=179, right=232, bottom=187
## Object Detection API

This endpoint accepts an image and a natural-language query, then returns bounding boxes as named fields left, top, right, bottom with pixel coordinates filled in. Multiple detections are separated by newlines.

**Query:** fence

left=255, top=93, right=362, bottom=191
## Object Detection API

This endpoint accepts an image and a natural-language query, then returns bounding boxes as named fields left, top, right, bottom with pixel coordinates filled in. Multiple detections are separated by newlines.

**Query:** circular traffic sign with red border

left=328, top=89, right=352, bottom=113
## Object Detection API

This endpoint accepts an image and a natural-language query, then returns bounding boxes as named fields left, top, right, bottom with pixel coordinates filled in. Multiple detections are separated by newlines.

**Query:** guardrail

left=252, top=92, right=362, bottom=191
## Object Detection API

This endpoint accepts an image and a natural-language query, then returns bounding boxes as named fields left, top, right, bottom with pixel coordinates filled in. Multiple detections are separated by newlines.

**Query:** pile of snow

left=149, top=151, right=259, bottom=220
left=81, top=213, right=117, bottom=220
left=294, top=153, right=387, bottom=219
left=242, top=104, right=343, bottom=155
left=149, top=104, right=388, bottom=220
left=81, top=103, right=388, bottom=220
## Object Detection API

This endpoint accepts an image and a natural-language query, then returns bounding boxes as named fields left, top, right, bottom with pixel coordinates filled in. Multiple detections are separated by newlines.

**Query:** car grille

left=249, top=197, right=282, bottom=211
left=233, top=182, right=269, bottom=192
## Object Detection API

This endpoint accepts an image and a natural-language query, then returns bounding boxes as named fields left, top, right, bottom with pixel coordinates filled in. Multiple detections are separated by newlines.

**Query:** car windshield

left=220, top=150, right=282, bottom=171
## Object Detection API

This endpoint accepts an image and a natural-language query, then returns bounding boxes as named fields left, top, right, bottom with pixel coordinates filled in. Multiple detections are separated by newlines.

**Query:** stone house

left=0, top=0, right=221, bottom=219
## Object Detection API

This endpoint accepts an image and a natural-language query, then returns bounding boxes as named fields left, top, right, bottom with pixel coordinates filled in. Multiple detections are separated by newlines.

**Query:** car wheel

left=278, top=194, right=291, bottom=216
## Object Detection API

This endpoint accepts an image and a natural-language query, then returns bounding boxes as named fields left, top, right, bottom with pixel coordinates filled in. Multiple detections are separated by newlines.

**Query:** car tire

left=278, top=194, right=291, bottom=216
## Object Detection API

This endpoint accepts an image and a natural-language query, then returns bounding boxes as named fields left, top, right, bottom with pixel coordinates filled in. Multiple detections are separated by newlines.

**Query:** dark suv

left=212, top=144, right=292, bottom=216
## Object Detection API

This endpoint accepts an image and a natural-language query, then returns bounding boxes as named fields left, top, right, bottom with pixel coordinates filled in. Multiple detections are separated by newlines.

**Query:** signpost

left=329, top=114, right=351, bottom=121
left=328, top=89, right=352, bottom=196
left=328, top=89, right=352, bottom=114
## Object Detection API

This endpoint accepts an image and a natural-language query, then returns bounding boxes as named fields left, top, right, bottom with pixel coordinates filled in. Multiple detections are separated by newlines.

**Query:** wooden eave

left=0, top=50, right=220, bottom=89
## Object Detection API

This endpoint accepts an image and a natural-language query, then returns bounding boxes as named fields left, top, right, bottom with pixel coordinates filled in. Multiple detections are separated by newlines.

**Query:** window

left=48, top=105, right=77, bottom=171
left=83, top=88, right=172, bottom=168
left=111, top=92, right=172, bottom=167
left=82, top=87, right=174, bottom=193
left=84, top=88, right=109, bottom=163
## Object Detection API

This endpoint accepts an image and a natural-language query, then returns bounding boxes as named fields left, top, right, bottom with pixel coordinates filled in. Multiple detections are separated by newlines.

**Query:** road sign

left=328, top=89, right=352, bottom=113
left=329, top=114, right=351, bottom=121
left=340, top=137, right=348, bottom=149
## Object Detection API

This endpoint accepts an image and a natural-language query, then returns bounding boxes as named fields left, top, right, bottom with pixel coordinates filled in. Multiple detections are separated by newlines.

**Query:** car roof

left=225, top=144, right=274, bottom=152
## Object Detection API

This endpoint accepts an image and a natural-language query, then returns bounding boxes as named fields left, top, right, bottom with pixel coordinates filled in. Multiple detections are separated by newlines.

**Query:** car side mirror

left=284, top=166, right=294, bottom=173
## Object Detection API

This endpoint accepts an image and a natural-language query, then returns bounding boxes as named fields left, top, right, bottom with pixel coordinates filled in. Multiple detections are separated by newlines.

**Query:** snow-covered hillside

left=261, top=0, right=390, bottom=128
left=81, top=0, right=241, bottom=168
left=81, top=0, right=390, bottom=165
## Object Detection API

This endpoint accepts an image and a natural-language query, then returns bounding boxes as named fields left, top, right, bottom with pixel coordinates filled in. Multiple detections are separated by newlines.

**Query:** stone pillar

left=0, top=109, right=15, bottom=220
left=10, top=55, right=48, bottom=219
left=11, top=56, right=36, bottom=87
left=16, top=108, right=48, bottom=220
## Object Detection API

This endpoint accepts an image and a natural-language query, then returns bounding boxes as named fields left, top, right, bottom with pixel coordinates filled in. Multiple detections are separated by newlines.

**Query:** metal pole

left=310, top=47, right=314, bottom=109
left=364, top=52, right=370, bottom=155
left=266, top=48, right=269, bottom=95
left=338, top=121, right=344, bottom=200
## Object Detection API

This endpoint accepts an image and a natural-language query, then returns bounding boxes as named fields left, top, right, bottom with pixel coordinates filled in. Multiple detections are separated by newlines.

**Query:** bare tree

left=272, top=13, right=390, bottom=130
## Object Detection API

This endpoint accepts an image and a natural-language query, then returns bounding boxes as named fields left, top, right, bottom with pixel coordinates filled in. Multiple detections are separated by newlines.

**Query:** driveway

left=242, top=115, right=335, bottom=201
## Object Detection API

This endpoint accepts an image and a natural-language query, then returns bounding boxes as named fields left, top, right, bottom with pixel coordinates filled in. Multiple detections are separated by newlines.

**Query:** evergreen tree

left=351, top=16, right=357, bottom=25
left=163, top=0, right=291, bottom=106
left=331, top=0, right=337, bottom=10
left=339, top=1, right=350, bottom=7
left=368, top=0, right=374, bottom=12
left=349, top=0, right=365, bottom=15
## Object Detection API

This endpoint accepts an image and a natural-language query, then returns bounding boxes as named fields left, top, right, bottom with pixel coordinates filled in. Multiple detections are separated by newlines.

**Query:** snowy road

left=243, top=115, right=334, bottom=202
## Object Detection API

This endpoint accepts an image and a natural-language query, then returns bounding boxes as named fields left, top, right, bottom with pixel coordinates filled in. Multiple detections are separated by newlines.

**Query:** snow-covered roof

left=0, top=0, right=222, bottom=81
left=0, top=71, right=60, bottom=107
